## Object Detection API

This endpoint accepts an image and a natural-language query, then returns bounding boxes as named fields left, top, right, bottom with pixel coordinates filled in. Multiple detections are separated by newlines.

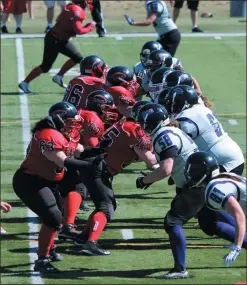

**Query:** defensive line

left=16, top=38, right=44, bottom=285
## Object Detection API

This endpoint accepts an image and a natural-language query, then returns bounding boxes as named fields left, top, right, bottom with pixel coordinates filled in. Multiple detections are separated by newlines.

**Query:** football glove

left=124, top=14, right=135, bottom=26
left=223, top=244, right=241, bottom=265
left=136, top=177, right=152, bottom=190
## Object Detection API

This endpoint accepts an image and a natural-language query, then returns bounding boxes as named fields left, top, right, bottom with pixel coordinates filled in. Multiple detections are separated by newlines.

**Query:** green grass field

left=0, top=3, right=247, bottom=283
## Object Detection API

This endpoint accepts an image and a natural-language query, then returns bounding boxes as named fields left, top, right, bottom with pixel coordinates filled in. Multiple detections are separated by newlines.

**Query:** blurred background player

left=18, top=2, right=95, bottom=94
left=1, top=0, right=27, bottom=33
left=0, top=201, right=12, bottom=235
left=124, top=0, right=181, bottom=57
left=27, top=0, right=34, bottom=20
left=170, top=0, right=204, bottom=32
left=76, top=0, right=106, bottom=37
left=44, top=0, right=67, bottom=33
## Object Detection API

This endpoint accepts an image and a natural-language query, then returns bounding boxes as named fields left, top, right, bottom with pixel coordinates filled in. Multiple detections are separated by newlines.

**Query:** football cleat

left=44, top=26, right=52, bottom=33
left=19, top=81, right=32, bottom=94
left=49, top=246, right=64, bottom=262
left=0, top=227, right=7, bottom=235
left=58, top=224, right=80, bottom=241
left=16, top=27, right=23, bottom=34
left=162, top=268, right=189, bottom=279
left=34, top=257, right=60, bottom=273
left=192, top=26, right=204, bottom=33
left=1, top=26, right=9, bottom=34
left=77, top=240, right=111, bottom=256
left=52, top=75, right=68, bottom=89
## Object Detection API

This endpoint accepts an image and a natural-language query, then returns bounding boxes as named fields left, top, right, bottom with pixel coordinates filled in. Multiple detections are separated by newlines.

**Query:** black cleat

left=34, top=257, right=60, bottom=273
left=1, top=26, right=9, bottom=34
left=98, top=32, right=106, bottom=38
left=16, top=27, right=23, bottom=34
left=78, top=240, right=111, bottom=256
left=74, top=235, right=88, bottom=248
left=49, top=246, right=63, bottom=262
left=192, top=26, right=204, bottom=33
left=58, top=224, right=80, bottom=241
left=45, top=26, right=52, bottom=33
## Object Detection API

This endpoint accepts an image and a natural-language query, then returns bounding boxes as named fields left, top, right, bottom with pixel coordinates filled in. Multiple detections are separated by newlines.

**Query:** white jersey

left=145, top=0, right=177, bottom=38
left=133, top=62, right=150, bottom=92
left=171, top=57, right=183, bottom=70
left=152, top=125, right=198, bottom=188
left=205, top=173, right=246, bottom=215
left=175, top=104, right=244, bottom=171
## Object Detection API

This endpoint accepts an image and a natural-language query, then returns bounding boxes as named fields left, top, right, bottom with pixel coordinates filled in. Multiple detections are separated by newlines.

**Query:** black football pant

left=158, top=29, right=181, bottom=57
left=39, top=31, right=83, bottom=73
left=12, top=168, right=62, bottom=231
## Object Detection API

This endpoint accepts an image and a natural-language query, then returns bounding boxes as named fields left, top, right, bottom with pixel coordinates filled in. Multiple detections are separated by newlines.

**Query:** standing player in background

left=1, top=0, right=27, bottom=33
left=18, top=1, right=95, bottom=94
left=76, top=0, right=106, bottom=37
left=124, top=0, right=181, bottom=57
left=169, top=0, right=203, bottom=32
left=43, top=0, right=67, bottom=33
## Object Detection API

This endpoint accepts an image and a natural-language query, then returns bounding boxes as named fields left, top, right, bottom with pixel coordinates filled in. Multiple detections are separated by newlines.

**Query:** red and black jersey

left=21, top=128, right=79, bottom=182
left=52, top=3, right=93, bottom=40
left=78, top=109, right=105, bottom=147
left=63, top=76, right=108, bottom=110
left=100, top=119, right=152, bottom=176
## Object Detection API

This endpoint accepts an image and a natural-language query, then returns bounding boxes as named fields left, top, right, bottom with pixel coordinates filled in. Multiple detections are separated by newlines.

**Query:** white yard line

left=16, top=38, right=44, bottom=284
left=2, top=32, right=246, bottom=40
left=228, top=119, right=239, bottom=125
left=121, top=229, right=134, bottom=240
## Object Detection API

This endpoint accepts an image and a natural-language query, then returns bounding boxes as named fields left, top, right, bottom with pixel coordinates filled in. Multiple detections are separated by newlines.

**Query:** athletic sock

left=57, top=59, right=76, bottom=76
left=37, top=224, right=57, bottom=257
left=78, top=210, right=96, bottom=239
left=168, top=225, right=187, bottom=271
left=215, top=222, right=247, bottom=249
left=88, top=211, right=107, bottom=241
left=63, top=191, right=82, bottom=225
left=24, top=66, right=43, bottom=83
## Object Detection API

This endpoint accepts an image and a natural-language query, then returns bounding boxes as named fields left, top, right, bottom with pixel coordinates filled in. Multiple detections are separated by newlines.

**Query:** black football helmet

left=136, top=103, right=169, bottom=135
left=185, top=151, right=220, bottom=188
left=164, top=70, right=194, bottom=88
left=146, top=50, right=173, bottom=73
left=106, top=65, right=135, bottom=86
left=148, top=66, right=174, bottom=100
left=85, top=90, right=119, bottom=124
left=49, top=101, right=81, bottom=137
left=154, top=87, right=171, bottom=104
left=131, top=100, right=152, bottom=121
left=80, top=55, right=108, bottom=78
left=140, top=41, right=163, bottom=68
left=72, top=0, right=86, bottom=8
left=164, top=85, right=199, bottom=115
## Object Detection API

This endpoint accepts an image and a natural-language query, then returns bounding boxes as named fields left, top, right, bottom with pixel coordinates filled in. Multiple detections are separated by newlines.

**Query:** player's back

left=63, top=76, right=107, bottom=109
left=176, top=104, right=244, bottom=171
left=205, top=173, right=246, bottom=215
left=152, top=125, right=198, bottom=188
left=102, top=120, right=150, bottom=176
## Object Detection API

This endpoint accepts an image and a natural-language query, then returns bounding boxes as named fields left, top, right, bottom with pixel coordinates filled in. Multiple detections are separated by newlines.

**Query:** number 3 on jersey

left=64, top=84, right=84, bottom=107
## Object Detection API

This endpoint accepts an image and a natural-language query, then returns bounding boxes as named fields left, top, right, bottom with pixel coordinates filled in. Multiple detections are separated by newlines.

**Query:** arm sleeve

left=133, top=125, right=152, bottom=151
left=73, top=20, right=94, bottom=35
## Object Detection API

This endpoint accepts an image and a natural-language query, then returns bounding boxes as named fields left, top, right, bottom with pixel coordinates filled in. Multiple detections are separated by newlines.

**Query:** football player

left=73, top=97, right=157, bottom=256
left=63, top=55, right=109, bottom=109
left=19, top=2, right=96, bottom=93
left=124, top=0, right=181, bottom=57
left=185, top=152, right=247, bottom=265
left=12, top=102, right=103, bottom=273
left=135, top=103, right=246, bottom=279
left=164, top=85, right=245, bottom=175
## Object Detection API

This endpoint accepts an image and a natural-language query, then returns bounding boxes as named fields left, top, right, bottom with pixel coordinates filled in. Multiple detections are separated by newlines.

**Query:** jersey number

left=64, top=83, right=83, bottom=107
left=101, top=126, right=120, bottom=147
left=39, top=140, right=54, bottom=153
left=206, top=114, right=223, bottom=137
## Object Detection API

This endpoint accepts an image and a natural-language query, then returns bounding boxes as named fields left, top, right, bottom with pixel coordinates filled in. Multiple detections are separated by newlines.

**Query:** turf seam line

left=16, top=38, right=44, bottom=284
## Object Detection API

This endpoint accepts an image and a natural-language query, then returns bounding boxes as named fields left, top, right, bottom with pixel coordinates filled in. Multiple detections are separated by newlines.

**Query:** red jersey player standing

left=18, top=1, right=95, bottom=94
left=12, top=101, right=103, bottom=273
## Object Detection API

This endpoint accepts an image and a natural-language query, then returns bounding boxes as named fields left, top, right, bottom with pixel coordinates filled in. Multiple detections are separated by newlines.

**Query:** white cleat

left=52, top=75, right=67, bottom=89
left=161, top=269, right=189, bottom=279
left=0, top=227, right=7, bottom=235
left=18, top=81, right=32, bottom=94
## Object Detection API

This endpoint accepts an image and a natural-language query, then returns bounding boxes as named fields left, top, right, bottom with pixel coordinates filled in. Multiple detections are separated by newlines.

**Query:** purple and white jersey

left=175, top=104, right=245, bottom=171
left=205, top=173, right=246, bottom=215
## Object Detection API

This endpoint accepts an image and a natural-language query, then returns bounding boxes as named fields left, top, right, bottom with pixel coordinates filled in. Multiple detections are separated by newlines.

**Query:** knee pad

left=42, top=205, right=63, bottom=231
left=97, top=202, right=116, bottom=222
